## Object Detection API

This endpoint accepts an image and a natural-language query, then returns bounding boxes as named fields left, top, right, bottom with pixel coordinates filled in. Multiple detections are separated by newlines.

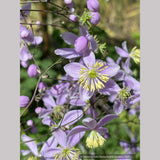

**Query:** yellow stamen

left=130, top=46, right=140, bottom=64
left=86, top=130, right=106, bottom=148
left=78, top=61, right=109, bottom=92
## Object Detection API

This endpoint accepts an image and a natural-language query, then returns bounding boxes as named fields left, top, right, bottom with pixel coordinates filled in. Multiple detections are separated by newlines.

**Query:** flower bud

left=69, top=14, right=78, bottom=22
left=20, top=96, right=30, bottom=108
left=30, top=126, right=37, bottom=134
left=64, top=0, right=72, bottom=5
left=74, top=36, right=88, bottom=54
left=27, top=64, right=38, bottom=78
left=27, top=120, right=33, bottom=126
left=38, top=82, right=47, bottom=91
left=87, top=0, right=100, bottom=12
left=36, top=21, right=41, bottom=26
left=35, top=107, right=42, bottom=114
left=21, top=61, right=28, bottom=68
left=90, top=12, right=100, bottom=25
left=67, top=1, right=75, bottom=9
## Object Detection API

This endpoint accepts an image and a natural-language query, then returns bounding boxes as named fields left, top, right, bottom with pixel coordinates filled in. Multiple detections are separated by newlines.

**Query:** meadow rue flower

left=68, top=115, right=119, bottom=148
left=20, top=3, right=31, bottom=19
left=87, top=0, right=100, bottom=12
left=27, top=120, right=33, bottom=126
left=21, top=135, right=58, bottom=159
left=45, top=131, right=84, bottom=160
left=64, top=51, right=120, bottom=95
left=21, top=61, right=28, bottom=68
left=64, top=0, right=72, bottom=5
left=20, top=95, right=30, bottom=108
left=55, top=25, right=98, bottom=59
left=27, top=64, right=38, bottom=78
left=20, top=25, right=34, bottom=43
left=69, top=14, right=78, bottom=22
left=115, top=41, right=140, bottom=64
left=90, top=12, right=100, bottom=25
left=38, top=82, right=47, bottom=91
left=74, top=36, right=89, bottom=54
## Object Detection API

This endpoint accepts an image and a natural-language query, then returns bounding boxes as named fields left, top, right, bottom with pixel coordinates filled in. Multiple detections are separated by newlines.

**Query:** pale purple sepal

left=56, top=91, right=68, bottom=105
left=82, top=117, right=97, bottom=130
left=43, top=148, right=62, bottom=158
left=53, top=129, right=67, bottom=147
left=113, top=101, right=124, bottom=115
left=60, top=110, right=83, bottom=126
left=42, top=95, right=56, bottom=109
left=68, top=125, right=89, bottom=137
left=67, top=131, right=85, bottom=147
left=96, top=127, right=109, bottom=137
left=21, top=150, right=31, bottom=156
left=31, top=36, right=43, bottom=45
left=79, top=86, right=93, bottom=101
left=70, top=98, right=87, bottom=106
left=61, top=32, right=78, bottom=45
left=96, top=114, right=119, bottom=129
left=21, top=135, right=38, bottom=156
left=83, top=51, right=95, bottom=68
left=99, top=79, right=120, bottom=95
left=64, top=62, right=83, bottom=78
left=55, top=48, right=80, bottom=59
left=115, top=46, right=129, bottom=57
left=39, top=109, right=52, bottom=118
left=42, top=116, right=54, bottom=126
left=20, top=3, right=31, bottom=19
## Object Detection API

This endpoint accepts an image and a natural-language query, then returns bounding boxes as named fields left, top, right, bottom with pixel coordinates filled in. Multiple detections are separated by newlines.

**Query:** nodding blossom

left=68, top=114, right=119, bottom=148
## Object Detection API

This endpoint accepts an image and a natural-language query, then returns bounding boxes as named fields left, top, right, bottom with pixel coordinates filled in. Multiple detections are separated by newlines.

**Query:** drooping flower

left=27, top=64, right=38, bottom=78
left=68, top=114, right=119, bottom=148
left=90, top=12, right=100, bottom=25
left=20, top=95, right=30, bottom=108
left=115, top=41, right=140, bottom=64
left=87, top=0, right=100, bottom=12
left=64, top=52, right=119, bottom=97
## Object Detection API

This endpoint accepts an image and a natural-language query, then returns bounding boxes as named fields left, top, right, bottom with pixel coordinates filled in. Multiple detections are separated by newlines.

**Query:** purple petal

left=115, top=46, right=129, bottom=57
left=102, top=63, right=120, bottom=77
left=53, top=129, right=67, bottom=147
left=20, top=3, right=31, bottom=19
left=86, top=106, right=98, bottom=119
left=79, top=24, right=88, bottom=36
left=56, top=91, right=68, bottom=105
left=99, top=79, right=121, bottom=95
left=21, top=150, right=30, bottom=156
left=61, top=32, right=78, bottom=45
left=82, top=117, right=97, bottom=129
left=83, top=51, right=95, bottom=68
left=60, top=110, right=83, bottom=126
left=124, top=76, right=140, bottom=91
left=122, top=41, right=128, bottom=52
left=96, top=114, right=119, bottom=128
left=70, top=98, right=87, bottom=106
left=20, top=46, right=30, bottom=61
left=42, top=116, right=54, bottom=126
left=68, top=125, right=89, bottom=137
left=21, top=135, right=38, bottom=156
left=88, top=35, right=98, bottom=51
left=115, top=70, right=125, bottom=81
left=31, top=36, right=43, bottom=45
left=108, top=94, right=117, bottom=103
left=64, top=62, right=84, bottom=78
left=79, top=86, right=93, bottom=101
left=43, top=148, right=62, bottom=158
left=38, top=108, right=52, bottom=118
left=40, top=136, right=58, bottom=155
left=67, top=131, right=85, bottom=147
left=96, top=127, right=108, bottom=137
left=113, top=101, right=124, bottom=115
left=106, top=57, right=115, bottom=64
left=55, top=48, right=80, bottom=59
left=42, top=95, right=56, bottom=109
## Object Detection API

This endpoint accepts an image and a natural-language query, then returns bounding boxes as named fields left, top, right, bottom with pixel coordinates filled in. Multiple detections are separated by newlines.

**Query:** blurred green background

left=20, top=0, right=140, bottom=159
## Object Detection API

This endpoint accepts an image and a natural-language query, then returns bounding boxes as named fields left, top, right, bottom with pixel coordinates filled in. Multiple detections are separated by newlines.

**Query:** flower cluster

left=20, top=1, right=140, bottom=160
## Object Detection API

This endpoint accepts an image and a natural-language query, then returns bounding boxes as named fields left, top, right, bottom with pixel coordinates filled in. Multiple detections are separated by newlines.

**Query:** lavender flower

left=20, top=3, right=31, bottom=19
left=68, top=114, right=119, bottom=148
left=64, top=51, right=119, bottom=99
left=87, top=0, right=100, bottom=12
left=74, top=36, right=88, bottom=54
left=90, top=12, right=100, bottom=25
left=27, top=64, right=38, bottom=78
left=20, top=95, right=30, bottom=108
